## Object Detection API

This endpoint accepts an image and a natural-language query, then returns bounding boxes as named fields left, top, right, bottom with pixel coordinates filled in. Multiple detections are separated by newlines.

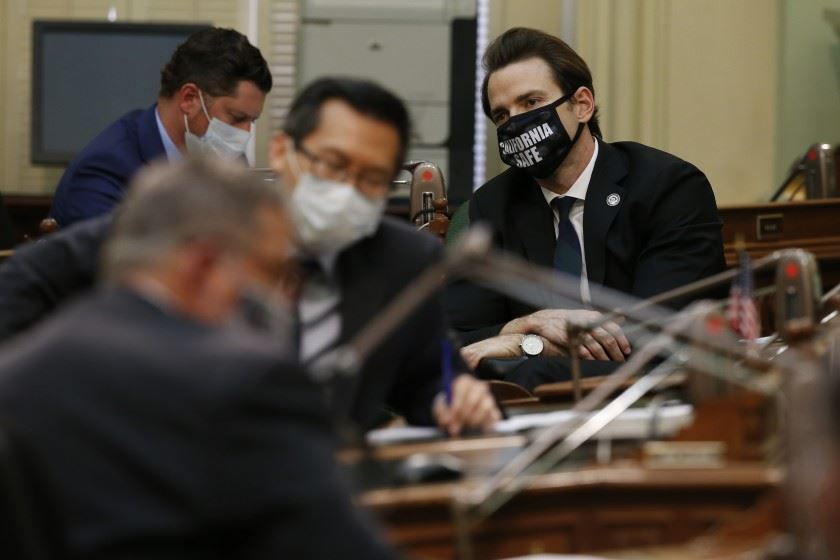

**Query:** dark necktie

left=552, top=196, right=582, bottom=277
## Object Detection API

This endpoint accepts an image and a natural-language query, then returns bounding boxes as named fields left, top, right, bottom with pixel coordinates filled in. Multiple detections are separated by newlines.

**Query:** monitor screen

left=31, top=21, right=210, bottom=165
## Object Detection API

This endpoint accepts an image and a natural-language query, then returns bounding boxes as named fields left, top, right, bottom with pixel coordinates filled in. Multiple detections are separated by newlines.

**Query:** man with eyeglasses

left=49, top=27, right=272, bottom=228
left=269, top=77, right=500, bottom=434
left=0, top=77, right=501, bottom=436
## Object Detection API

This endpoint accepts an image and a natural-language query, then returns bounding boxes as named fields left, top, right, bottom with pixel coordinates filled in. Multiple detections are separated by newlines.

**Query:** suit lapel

left=511, top=175, right=556, bottom=268
left=583, top=141, right=627, bottom=285
left=336, top=236, right=387, bottom=346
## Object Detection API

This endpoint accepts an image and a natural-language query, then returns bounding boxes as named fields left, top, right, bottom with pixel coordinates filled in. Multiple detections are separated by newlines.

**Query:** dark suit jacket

left=50, top=105, right=165, bottom=227
left=330, top=217, right=445, bottom=429
left=0, top=288, right=394, bottom=560
left=0, top=215, right=110, bottom=342
left=445, top=141, right=726, bottom=388
left=446, top=140, right=727, bottom=345
left=0, top=215, right=445, bottom=429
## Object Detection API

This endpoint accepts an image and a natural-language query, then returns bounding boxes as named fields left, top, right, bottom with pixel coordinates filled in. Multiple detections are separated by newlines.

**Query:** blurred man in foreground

left=49, top=27, right=272, bottom=227
left=0, top=159, right=394, bottom=559
left=269, top=77, right=499, bottom=434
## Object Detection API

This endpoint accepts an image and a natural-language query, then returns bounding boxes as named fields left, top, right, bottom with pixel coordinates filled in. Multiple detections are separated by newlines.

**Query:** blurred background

left=0, top=0, right=838, bottom=206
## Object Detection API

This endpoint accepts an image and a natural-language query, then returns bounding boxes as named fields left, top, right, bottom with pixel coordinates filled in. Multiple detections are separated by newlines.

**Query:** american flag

left=727, top=250, right=760, bottom=351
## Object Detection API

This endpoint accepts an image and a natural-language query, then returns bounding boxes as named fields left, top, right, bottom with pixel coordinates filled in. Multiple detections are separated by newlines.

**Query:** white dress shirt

left=539, top=138, right=599, bottom=303
left=155, top=107, right=182, bottom=161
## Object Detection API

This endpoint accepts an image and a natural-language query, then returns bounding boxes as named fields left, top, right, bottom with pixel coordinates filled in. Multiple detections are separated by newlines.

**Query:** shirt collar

left=155, top=106, right=182, bottom=161
left=540, top=138, right=599, bottom=206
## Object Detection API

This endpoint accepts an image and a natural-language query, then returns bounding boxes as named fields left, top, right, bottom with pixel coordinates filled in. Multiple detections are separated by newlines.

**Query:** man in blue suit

left=49, top=27, right=272, bottom=227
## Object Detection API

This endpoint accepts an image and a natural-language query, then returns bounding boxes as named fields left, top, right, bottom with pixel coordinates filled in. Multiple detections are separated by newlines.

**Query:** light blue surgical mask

left=286, top=147, right=386, bottom=255
left=184, top=90, right=252, bottom=160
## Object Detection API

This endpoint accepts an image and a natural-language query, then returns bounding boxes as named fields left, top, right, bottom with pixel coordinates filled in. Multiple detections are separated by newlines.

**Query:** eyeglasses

left=295, top=144, right=394, bottom=197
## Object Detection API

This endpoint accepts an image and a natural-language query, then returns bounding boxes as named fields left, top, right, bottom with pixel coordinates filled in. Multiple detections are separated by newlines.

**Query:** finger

left=432, top=393, right=452, bottom=428
left=603, top=321, right=631, bottom=355
left=474, top=396, right=501, bottom=430
left=581, top=333, right=609, bottom=361
left=578, top=346, right=595, bottom=360
left=591, top=327, right=625, bottom=361
left=447, top=376, right=477, bottom=435
left=451, top=378, right=486, bottom=432
left=460, top=347, right=480, bottom=371
left=465, top=387, right=501, bottom=431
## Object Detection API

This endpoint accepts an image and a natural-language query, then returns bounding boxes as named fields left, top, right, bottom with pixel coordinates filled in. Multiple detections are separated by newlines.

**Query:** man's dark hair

left=283, top=77, right=411, bottom=172
left=159, top=28, right=272, bottom=98
left=481, top=27, right=602, bottom=139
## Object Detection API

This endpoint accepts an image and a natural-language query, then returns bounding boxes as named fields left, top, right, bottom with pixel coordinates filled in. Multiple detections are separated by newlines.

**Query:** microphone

left=775, top=249, right=822, bottom=342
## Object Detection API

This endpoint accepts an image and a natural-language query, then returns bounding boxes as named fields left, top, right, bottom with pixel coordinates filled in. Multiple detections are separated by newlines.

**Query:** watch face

left=522, top=335, right=544, bottom=356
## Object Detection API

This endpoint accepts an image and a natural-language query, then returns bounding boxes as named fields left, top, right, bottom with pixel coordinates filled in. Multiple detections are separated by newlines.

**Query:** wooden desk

left=362, top=462, right=780, bottom=559
left=719, top=199, right=840, bottom=287
left=533, top=373, right=687, bottom=403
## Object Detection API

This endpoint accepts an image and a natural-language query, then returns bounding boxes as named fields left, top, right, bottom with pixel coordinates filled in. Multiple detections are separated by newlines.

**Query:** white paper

left=366, top=404, right=694, bottom=446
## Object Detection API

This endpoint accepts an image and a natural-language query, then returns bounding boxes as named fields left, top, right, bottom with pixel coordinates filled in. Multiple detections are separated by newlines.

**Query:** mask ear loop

left=183, top=89, right=213, bottom=137
left=197, top=90, right=212, bottom=123
left=569, top=122, right=586, bottom=145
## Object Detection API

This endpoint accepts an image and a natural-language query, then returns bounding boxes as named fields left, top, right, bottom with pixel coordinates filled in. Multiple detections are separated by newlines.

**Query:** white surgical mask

left=184, top=90, right=252, bottom=160
left=290, top=172, right=385, bottom=255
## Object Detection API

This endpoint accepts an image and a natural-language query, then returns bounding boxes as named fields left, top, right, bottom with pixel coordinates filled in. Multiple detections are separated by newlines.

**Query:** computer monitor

left=31, top=21, right=210, bottom=165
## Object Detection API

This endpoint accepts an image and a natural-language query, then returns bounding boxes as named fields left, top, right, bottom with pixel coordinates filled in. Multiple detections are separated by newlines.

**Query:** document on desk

left=367, top=404, right=694, bottom=446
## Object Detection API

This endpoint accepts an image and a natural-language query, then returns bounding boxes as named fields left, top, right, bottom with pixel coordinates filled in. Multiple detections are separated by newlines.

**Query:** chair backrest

left=0, top=423, right=60, bottom=560
left=0, top=192, right=15, bottom=250
left=445, top=203, right=470, bottom=247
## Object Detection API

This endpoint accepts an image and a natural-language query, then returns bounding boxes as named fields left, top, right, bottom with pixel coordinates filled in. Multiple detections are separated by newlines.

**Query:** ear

left=181, top=241, right=222, bottom=289
left=269, top=132, right=291, bottom=176
left=177, top=83, right=203, bottom=118
left=571, top=86, right=595, bottom=124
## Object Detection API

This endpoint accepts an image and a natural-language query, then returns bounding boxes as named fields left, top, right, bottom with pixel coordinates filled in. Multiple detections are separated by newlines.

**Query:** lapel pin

left=606, top=193, right=621, bottom=207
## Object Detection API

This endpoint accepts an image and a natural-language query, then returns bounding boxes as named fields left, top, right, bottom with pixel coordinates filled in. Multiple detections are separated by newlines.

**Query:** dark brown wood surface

left=719, top=199, right=840, bottom=288
left=362, top=462, right=780, bottom=559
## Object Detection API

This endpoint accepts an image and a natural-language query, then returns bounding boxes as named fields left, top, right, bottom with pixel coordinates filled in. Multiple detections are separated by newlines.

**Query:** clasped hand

left=460, top=309, right=631, bottom=370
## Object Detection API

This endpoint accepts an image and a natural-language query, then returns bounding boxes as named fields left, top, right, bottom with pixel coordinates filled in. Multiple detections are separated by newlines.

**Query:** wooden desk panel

left=362, top=464, right=780, bottom=559
left=719, top=199, right=840, bottom=288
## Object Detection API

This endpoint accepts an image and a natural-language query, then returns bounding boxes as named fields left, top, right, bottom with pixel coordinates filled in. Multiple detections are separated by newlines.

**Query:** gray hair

left=102, top=157, right=284, bottom=280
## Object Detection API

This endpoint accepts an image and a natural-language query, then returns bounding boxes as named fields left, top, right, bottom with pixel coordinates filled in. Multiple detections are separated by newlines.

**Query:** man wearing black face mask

left=446, top=27, right=726, bottom=388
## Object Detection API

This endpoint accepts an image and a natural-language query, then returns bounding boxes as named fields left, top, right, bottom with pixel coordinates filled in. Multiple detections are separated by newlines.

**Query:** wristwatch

left=520, top=334, right=544, bottom=357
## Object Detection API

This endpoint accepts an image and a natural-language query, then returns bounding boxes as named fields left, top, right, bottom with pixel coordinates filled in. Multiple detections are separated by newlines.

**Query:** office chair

left=0, top=192, right=15, bottom=250
left=0, top=423, right=61, bottom=560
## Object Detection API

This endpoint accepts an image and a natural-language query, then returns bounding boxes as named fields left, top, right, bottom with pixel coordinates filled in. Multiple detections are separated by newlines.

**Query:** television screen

left=32, top=21, right=210, bottom=164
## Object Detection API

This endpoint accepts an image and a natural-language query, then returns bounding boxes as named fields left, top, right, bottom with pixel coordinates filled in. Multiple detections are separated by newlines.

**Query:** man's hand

left=433, top=375, right=501, bottom=436
left=501, top=309, right=631, bottom=362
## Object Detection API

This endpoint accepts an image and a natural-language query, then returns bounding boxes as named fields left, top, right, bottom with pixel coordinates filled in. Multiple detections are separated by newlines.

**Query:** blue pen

left=442, top=338, right=453, bottom=405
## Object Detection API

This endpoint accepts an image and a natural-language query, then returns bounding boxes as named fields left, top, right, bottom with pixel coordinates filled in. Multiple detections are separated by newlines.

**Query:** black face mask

left=496, top=93, right=585, bottom=179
